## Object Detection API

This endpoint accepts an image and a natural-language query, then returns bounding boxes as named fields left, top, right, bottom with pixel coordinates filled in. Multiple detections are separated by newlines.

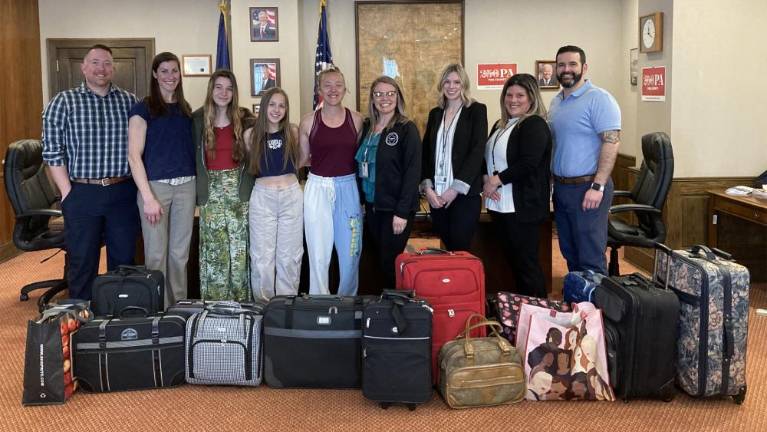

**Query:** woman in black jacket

left=483, top=73, right=552, bottom=298
left=421, top=64, right=487, bottom=251
left=355, top=76, right=421, bottom=288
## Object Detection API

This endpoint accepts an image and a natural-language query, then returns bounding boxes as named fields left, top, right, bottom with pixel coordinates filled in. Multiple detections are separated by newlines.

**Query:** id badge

left=360, top=162, right=369, bottom=178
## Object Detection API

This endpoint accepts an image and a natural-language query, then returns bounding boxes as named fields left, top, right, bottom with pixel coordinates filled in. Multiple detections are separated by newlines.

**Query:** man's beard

left=557, top=71, right=582, bottom=88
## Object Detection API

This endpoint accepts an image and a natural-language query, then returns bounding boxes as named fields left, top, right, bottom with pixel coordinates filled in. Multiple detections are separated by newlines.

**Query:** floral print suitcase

left=654, top=244, right=749, bottom=404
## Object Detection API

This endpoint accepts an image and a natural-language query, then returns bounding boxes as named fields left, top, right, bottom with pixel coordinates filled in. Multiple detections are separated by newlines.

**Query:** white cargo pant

left=249, top=181, right=304, bottom=300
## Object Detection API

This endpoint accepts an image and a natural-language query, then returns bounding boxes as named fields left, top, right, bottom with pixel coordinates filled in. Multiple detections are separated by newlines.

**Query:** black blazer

left=421, top=102, right=488, bottom=196
left=486, top=115, right=552, bottom=223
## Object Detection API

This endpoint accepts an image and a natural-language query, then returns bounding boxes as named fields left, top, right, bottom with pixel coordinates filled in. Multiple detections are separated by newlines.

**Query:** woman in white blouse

left=482, top=73, right=552, bottom=298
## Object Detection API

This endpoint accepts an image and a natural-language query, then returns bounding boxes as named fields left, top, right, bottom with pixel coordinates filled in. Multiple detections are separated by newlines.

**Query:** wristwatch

left=590, top=182, right=605, bottom=192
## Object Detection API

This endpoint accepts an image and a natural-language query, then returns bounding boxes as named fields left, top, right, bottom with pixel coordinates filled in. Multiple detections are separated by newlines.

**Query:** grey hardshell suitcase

left=185, top=301, right=263, bottom=386
left=654, top=244, right=749, bottom=404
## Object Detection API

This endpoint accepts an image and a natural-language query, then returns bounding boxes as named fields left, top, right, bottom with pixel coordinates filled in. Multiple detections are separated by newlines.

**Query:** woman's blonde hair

left=367, top=76, right=408, bottom=129
left=436, top=63, right=473, bottom=109
left=202, top=70, right=246, bottom=162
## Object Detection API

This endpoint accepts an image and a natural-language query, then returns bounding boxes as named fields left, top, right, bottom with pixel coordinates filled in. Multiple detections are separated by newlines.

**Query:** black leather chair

left=607, top=132, right=674, bottom=276
left=4, top=139, right=68, bottom=310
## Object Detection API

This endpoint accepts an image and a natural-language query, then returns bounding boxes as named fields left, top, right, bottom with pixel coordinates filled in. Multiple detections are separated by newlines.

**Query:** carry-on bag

left=91, top=265, right=164, bottom=317
left=22, top=300, right=91, bottom=405
left=185, top=301, right=263, bottom=386
left=263, top=294, right=372, bottom=388
left=518, top=302, right=614, bottom=401
left=362, top=290, right=433, bottom=410
left=167, top=299, right=266, bottom=320
left=493, top=292, right=571, bottom=345
left=438, top=315, right=525, bottom=409
left=72, top=309, right=185, bottom=392
left=594, top=273, right=679, bottom=401
left=395, top=248, right=486, bottom=383
left=654, top=243, right=749, bottom=404
left=563, top=270, right=605, bottom=304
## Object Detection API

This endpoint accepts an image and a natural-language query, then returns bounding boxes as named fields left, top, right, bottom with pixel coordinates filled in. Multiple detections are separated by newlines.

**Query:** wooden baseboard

left=0, top=241, right=21, bottom=263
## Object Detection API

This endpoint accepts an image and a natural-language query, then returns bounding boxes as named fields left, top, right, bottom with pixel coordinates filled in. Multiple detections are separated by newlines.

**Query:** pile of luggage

left=21, top=244, right=749, bottom=408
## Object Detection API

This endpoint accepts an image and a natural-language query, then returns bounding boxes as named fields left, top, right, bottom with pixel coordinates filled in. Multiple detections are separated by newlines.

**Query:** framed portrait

left=250, top=7, right=279, bottom=42
left=356, top=1, right=463, bottom=135
left=630, top=48, right=639, bottom=86
left=535, top=60, right=558, bottom=90
left=252, top=102, right=261, bottom=117
left=250, top=59, right=280, bottom=96
left=181, top=55, right=212, bottom=77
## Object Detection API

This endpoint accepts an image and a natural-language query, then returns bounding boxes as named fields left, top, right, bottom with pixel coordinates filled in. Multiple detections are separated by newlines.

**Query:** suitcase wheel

left=733, top=386, right=746, bottom=405
left=406, top=403, right=416, bottom=411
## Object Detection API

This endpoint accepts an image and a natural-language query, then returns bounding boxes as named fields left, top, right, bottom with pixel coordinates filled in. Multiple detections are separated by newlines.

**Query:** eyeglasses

left=373, top=90, right=397, bottom=98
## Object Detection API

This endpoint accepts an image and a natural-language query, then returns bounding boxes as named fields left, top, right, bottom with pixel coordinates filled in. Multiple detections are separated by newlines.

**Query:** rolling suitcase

left=263, top=294, right=372, bottom=388
left=395, top=248, right=486, bottom=383
left=362, top=290, right=433, bottom=409
left=72, top=311, right=186, bottom=392
left=167, top=299, right=266, bottom=320
left=185, top=301, right=263, bottom=386
left=654, top=244, right=749, bottom=404
left=594, top=273, right=679, bottom=401
left=91, top=265, right=164, bottom=317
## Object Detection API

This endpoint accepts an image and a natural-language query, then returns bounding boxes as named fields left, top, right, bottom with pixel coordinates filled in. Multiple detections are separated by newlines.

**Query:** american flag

left=215, top=0, right=230, bottom=70
left=313, top=0, right=334, bottom=109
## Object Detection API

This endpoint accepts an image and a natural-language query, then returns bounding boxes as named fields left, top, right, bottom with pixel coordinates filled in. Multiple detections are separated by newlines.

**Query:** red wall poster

left=641, top=66, right=666, bottom=101
left=477, top=64, right=517, bottom=89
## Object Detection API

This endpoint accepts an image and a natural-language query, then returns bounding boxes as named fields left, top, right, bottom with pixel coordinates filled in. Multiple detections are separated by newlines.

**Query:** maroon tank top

left=308, top=108, right=358, bottom=177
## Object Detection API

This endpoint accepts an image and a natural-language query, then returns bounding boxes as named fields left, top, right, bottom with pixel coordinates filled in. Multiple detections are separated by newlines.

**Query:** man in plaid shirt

left=42, top=44, right=141, bottom=300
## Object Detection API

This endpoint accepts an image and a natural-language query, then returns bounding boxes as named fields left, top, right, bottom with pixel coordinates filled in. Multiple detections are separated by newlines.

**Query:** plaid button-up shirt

left=42, top=82, right=137, bottom=179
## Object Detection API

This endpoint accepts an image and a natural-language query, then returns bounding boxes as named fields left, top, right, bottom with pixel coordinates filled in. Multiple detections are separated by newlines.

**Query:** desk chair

left=607, top=132, right=674, bottom=276
left=4, top=139, right=68, bottom=310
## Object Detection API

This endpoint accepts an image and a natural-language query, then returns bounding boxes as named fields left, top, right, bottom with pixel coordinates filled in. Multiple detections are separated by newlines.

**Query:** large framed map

left=355, top=1, right=464, bottom=134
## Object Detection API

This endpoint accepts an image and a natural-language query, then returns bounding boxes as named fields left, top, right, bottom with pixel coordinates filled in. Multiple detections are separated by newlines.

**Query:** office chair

left=607, top=132, right=674, bottom=276
left=4, top=139, right=68, bottom=310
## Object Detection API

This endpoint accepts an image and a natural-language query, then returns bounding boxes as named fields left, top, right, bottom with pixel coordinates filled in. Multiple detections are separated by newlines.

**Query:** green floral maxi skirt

left=199, top=168, right=250, bottom=302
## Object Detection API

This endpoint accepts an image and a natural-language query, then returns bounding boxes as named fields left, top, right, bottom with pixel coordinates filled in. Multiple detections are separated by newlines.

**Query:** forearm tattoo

left=601, top=130, right=621, bottom=145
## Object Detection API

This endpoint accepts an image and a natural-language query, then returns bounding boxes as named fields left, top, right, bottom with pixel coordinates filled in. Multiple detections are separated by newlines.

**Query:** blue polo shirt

left=549, top=80, right=621, bottom=178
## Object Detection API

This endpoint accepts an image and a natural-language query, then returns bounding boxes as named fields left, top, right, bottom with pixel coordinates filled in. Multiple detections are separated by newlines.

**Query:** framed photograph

left=630, top=48, right=639, bottom=86
left=250, top=7, right=279, bottom=42
left=252, top=102, right=260, bottom=117
left=250, top=59, right=280, bottom=96
left=535, top=60, right=558, bottom=89
left=181, top=55, right=211, bottom=77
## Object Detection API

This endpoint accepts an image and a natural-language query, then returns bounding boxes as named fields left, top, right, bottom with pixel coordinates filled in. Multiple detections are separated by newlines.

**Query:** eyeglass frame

left=372, top=90, right=397, bottom=98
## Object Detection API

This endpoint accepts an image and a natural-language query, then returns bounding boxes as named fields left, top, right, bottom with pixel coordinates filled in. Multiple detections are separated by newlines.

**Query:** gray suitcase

left=185, top=301, right=263, bottom=386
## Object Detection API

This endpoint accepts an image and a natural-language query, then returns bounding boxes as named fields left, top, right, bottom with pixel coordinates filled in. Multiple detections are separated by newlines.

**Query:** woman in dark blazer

left=421, top=63, right=487, bottom=251
left=482, top=73, right=552, bottom=298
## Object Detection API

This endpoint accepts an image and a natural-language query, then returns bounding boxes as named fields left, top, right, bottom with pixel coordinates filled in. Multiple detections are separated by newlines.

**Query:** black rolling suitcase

left=263, top=295, right=372, bottom=388
left=72, top=311, right=186, bottom=392
left=594, top=272, right=679, bottom=401
left=91, top=265, right=164, bottom=317
left=362, top=291, right=433, bottom=410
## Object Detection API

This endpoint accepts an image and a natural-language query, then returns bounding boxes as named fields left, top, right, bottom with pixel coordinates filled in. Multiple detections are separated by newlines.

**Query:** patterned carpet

left=1, top=246, right=765, bottom=432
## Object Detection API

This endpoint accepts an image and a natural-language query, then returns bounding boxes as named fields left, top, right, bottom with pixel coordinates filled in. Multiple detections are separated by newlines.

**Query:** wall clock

left=639, top=12, right=663, bottom=53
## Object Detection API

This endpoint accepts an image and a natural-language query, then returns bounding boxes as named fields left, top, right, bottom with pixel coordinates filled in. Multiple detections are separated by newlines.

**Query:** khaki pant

left=249, top=182, right=303, bottom=300
left=137, top=180, right=196, bottom=307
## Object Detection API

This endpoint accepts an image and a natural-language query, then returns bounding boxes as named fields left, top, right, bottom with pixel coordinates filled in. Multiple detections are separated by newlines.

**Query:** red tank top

left=308, top=108, right=358, bottom=177
left=206, top=124, right=238, bottom=170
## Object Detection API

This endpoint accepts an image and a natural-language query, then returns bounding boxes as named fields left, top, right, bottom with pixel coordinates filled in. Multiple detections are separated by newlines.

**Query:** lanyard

left=490, top=118, right=519, bottom=175
left=438, top=107, right=461, bottom=175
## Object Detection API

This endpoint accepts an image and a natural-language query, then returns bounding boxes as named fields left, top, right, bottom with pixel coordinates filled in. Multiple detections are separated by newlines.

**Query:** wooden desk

left=707, top=190, right=767, bottom=282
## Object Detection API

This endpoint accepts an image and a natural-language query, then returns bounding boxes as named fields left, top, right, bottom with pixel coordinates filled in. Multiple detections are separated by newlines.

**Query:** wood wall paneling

left=0, top=0, right=43, bottom=259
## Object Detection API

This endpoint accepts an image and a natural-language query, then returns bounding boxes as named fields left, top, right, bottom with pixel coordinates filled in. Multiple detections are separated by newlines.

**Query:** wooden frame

left=355, top=1, right=464, bottom=134
left=181, top=54, right=212, bottom=77
left=250, top=58, right=280, bottom=96
left=535, top=60, right=558, bottom=90
left=250, top=7, right=279, bottom=42
left=639, top=12, right=663, bottom=53
left=252, top=102, right=261, bottom=116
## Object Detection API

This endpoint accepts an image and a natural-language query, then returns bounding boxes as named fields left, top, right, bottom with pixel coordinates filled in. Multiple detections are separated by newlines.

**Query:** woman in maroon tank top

left=298, top=68, right=364, bottom=296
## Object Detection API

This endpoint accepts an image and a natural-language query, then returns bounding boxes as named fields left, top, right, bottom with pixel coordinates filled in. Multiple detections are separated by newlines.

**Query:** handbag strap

left=458, top=314, right=511, bottom=361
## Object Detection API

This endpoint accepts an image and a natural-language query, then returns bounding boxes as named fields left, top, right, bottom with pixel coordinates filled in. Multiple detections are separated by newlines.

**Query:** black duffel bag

left=91, top=265, right=164, bottom=317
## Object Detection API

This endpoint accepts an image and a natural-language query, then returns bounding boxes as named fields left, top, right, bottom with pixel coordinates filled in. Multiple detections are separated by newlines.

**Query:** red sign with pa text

left=477, top=64, right=517, bottom=89
left=641, top=66, right=666, bottom=101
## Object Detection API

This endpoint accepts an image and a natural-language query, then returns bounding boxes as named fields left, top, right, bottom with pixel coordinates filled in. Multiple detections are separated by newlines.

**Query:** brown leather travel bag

left=438, top=314, right=526, bottom=408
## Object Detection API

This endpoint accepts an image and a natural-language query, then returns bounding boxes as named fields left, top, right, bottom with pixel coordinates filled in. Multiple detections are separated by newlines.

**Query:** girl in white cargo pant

left=245, top=88, right=305, bottom=301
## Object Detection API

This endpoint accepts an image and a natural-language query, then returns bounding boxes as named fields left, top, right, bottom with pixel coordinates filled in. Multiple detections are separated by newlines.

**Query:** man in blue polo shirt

left=548, top=45, right=621, bottom=275
left=42, top=44, right=140, bottom=299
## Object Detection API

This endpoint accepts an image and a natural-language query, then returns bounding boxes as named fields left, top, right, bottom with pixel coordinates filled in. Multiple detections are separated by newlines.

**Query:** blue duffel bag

left=563, top=270, right=605, bottom=304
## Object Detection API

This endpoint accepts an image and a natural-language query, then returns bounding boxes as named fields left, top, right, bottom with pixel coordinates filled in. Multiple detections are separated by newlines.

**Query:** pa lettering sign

left=477, top=63, right=517, bottom=89
left=641, top=66, right=666, bottom=101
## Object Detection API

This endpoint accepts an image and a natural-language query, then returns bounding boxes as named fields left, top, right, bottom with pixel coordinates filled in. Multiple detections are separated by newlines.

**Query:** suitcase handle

left=690, top=245, right=718, bottom=260
left=118, top=306, right=149, bottom=318
left=381, top=289, right=414, bottom=301
left=416, top=247, right=454, bottom=256
left=115, top=265, right=151, bottom=275
left=456, top=314, right=510, bottom=362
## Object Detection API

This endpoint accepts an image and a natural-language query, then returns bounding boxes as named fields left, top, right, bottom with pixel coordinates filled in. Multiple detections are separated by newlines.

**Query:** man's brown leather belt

left=553, top=174, right=595, bottom=185
left=71, top=176, right=130, bottom=186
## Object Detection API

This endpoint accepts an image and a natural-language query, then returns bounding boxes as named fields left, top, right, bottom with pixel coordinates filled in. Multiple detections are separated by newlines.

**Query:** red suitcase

left=395, top=248, right=486, bottom=383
